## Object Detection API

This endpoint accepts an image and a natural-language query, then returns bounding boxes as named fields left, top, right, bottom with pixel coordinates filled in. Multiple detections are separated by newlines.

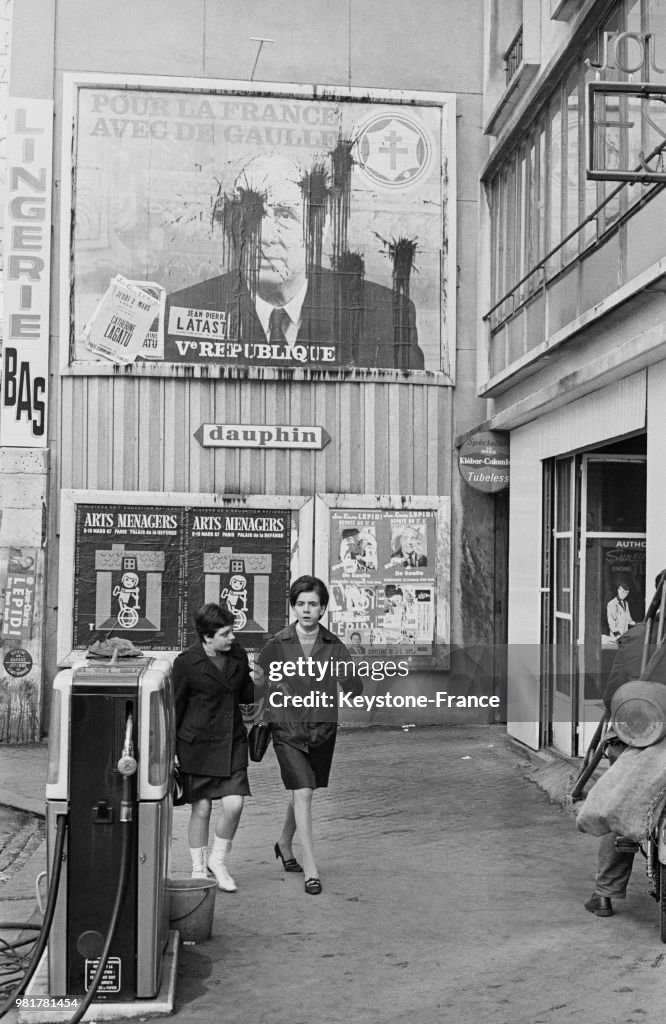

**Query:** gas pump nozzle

left=118, top=714, right=138, bottom=777
left=118, top=714, right=137, bottom=823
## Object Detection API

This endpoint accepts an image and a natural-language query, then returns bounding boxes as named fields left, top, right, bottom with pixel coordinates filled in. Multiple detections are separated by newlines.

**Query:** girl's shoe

left=208, top=838, right=237, bottom=892
left=274, top=841, right=303, bottom=873
left=304, top=877, right=322, bottom=895
left=190, top=846, right=209, bottom=879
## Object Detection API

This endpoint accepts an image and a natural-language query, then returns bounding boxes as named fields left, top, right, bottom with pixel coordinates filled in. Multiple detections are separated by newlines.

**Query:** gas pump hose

left=0, top=813, right=68, bottom=1020
left=65, top=776, right=134, bottom=1024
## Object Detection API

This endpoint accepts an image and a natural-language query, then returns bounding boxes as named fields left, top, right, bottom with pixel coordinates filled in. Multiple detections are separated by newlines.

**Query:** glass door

left=550, top=457, right=579, bottom=754
left=578, top=455, right=647, bottom=753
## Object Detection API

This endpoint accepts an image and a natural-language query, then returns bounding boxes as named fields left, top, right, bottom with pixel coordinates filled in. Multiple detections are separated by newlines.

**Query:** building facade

left=480, top=0, right=666, bottom=754
left=0, top=0, right=497, bottom=739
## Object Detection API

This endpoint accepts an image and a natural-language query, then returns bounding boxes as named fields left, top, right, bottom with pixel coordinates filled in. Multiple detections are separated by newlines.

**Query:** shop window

left=585, top=460, right=647, bottom=532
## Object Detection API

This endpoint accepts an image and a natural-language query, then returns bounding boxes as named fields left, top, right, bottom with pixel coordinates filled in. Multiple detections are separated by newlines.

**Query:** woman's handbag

left=172, top=763, right=187, bottom=806
left=248, top=699, right=272, bottom=762
left=248, top=721, right=272, bottom=762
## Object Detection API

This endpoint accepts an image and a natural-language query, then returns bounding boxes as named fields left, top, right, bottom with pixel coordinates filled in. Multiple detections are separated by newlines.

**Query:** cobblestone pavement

left=0, top=809, right=44, bottom=885
left=0, top=743, right=48, bottom=817
left=1, top=727, right=666, bottom=1024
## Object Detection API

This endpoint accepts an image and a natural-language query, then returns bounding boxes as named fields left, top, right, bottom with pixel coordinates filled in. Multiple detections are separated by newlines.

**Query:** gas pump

left=44, top=654, right=174, bottom=1003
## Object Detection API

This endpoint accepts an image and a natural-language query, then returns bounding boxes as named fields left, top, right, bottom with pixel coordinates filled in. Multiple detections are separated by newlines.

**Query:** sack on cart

left=576, top=737, right=666, bottom=841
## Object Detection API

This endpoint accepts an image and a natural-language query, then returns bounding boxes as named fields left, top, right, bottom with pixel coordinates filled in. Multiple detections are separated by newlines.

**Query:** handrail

left=504, top=26, right=524, bottom=87
left=485, top=139, right=666, bottom=328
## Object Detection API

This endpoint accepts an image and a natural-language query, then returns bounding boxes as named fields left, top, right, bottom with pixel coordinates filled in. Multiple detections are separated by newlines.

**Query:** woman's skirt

left=271, top=724, right=337, bottom=790
left=181, top=766, right=251, bottom=804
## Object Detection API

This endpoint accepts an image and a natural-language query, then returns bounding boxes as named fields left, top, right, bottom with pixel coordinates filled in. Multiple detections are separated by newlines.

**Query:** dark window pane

left=555, top=459, right=572, bottom=531
left=554, top=617, right=572, bottom=696
left=586, top=461, right=646, bottom=533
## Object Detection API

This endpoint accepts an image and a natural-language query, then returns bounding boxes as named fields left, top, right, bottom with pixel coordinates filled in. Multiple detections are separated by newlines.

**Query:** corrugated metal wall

left=57, top=376, right=451, bottom=498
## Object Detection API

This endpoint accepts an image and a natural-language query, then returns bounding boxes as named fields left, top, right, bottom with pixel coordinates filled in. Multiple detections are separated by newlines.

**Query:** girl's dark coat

left=257, top=622, right=361, bottom=749
left=172, top=641, right=255, bottom=776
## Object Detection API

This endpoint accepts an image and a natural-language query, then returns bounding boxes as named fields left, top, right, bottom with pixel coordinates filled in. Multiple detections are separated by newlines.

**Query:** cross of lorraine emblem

left=354, top=112, right=433, bottom=191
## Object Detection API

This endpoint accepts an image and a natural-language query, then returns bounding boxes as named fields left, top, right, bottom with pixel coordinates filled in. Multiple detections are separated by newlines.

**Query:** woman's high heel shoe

left=304, top=877, right=322, bottom=895
left=274, top=841, right=303, bottom=873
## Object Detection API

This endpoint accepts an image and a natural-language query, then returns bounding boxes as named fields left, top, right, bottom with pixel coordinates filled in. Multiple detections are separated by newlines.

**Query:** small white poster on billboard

left=82, top=274, right=160, bottom=364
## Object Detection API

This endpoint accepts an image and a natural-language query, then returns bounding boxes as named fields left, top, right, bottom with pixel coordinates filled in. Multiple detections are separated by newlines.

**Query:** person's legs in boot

left=208, top=794, right=244, bottom=892
left=585, top=832, right=636, bottom=916
left=188, top=798, right=212, bottom=878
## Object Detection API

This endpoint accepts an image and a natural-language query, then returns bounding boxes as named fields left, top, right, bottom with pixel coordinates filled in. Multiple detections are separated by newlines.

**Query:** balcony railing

left=485, top=144, right=666, bottom=336
left=504, top=26, right=524, bottom=87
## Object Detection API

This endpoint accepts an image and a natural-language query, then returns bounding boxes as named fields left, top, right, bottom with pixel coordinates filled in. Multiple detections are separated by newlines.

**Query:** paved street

left=2, top=727, right=666, bottom=1023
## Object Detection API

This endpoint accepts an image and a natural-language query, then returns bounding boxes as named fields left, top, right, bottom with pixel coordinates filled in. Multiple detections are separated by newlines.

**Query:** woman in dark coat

left=173, top=603, right=254, bottom=892
left=257, top=575, right=362, bottom=895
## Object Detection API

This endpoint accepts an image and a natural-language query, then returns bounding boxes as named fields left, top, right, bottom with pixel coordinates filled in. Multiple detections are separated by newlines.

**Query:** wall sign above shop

left=585, top=31, right=664, bottom=75
left=587, top=82, right=666, bottom=183
left=458, top=431, right=510, bottom=493
left=194, top=423, right=331, bottom=450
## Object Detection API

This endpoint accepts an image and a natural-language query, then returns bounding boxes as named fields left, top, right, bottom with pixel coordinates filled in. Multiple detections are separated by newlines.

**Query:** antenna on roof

left=249, top=37, right=275, bottom=81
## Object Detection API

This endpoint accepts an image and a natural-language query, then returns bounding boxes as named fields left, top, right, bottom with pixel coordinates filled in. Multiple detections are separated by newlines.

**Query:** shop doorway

left=543, top=440, right=646, bottom=756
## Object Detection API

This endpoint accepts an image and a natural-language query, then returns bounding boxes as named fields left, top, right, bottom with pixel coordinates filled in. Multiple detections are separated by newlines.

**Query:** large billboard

left=62, top=77, right=456, bottom=381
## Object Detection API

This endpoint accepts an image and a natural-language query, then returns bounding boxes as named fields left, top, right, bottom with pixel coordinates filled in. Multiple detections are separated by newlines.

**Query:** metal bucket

left=611, top=679, right=666, bottom=747
left=166, top=877, right=217, bottom=942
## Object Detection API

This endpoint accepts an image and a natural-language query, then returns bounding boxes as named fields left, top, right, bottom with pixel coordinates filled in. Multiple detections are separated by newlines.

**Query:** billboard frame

left=59, top=73, right=457, bottom=385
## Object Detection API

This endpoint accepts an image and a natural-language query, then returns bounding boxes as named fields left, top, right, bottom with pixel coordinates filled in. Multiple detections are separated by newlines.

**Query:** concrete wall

left=0, top=448, right=48, bottom=741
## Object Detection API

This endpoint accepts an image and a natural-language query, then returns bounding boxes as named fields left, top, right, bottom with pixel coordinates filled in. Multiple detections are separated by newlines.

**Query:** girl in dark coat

left=257, top=576, right=362, bottom=895
left=173, top=603, right=254, bottom=891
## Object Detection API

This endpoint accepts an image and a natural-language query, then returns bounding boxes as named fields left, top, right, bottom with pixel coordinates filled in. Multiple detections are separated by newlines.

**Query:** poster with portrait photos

left=327, top=509, right=436, bottom=656
left=0, top=548, right=38, bottom=641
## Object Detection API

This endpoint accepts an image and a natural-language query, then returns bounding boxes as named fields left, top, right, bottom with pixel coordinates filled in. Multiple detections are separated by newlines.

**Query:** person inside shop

left=172, top=602, right=255, bottom=892
left=165, top=151, right=425, bottom=370
left=255, top=575, right=362, bottom=895
left=606, top=581, right=635, bottom=641
left=584, top=571, right=666, bottom=918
